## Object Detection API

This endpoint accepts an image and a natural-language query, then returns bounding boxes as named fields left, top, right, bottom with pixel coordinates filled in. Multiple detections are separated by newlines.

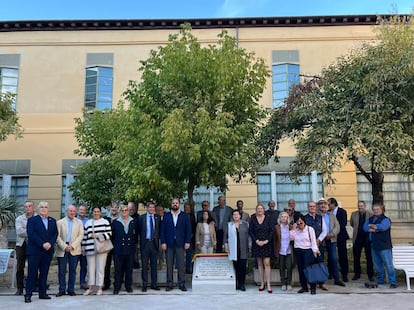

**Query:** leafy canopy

left=72, top=25, right=269, bottom=206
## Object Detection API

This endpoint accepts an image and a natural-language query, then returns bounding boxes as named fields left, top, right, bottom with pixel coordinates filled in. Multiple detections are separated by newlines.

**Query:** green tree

left=0, top=93, right=22, bottom=141
left=259, top=16, right=414, bottom=205
left=72, top=25, right=269, bottom=206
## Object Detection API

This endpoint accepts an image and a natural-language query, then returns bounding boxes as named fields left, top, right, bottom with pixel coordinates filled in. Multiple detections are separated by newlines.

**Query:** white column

left=2, top=174, right=11, bottom=196
left=311, top=170, right=318, bottom=202
left=271, top=171, right=277, bottom=206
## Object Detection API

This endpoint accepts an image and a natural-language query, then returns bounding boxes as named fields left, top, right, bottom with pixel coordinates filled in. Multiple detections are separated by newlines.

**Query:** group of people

left=13, top=196, right=397, bottom=302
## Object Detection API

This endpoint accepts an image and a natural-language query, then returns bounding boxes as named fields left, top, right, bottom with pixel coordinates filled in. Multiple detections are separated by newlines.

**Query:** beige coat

left=350, top=210, right=373, bottom=243
left=195, top=222, right=217, bottom=248
left=324, top=212, right=340, bottom=243
left=56, top=217, right=84, bottom=257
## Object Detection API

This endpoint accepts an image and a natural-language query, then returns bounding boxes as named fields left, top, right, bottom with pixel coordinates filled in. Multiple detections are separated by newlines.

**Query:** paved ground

left=1, top=278, right=413, bottom=310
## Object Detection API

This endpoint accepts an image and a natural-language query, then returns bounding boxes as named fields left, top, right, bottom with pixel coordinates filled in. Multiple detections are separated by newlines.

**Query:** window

left=61, top=174, right=77, bottom=217
left=0, top=54, right=20, bottom=110
left=357, top=173, right=414, bottom=219
left=84, top=67, right=113, bottom=111
left=257, top=172, right=323, bottom=213
left=182, top=186, right=224, bottom=212
left=84, top=53, right=114, bottom=111
left=272, top=50, right=300, bottom=109
left=1, top=175, right=29, bottom=205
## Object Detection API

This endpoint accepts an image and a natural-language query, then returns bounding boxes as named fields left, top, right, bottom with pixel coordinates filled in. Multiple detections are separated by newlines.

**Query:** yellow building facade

left=0, top=16, right=412, bottom=241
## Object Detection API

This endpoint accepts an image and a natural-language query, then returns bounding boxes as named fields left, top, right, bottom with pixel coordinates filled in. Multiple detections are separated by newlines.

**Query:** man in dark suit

left=160, top=198, right=191, bottom=292
left=196, top=200, right=217, bottom=223
left=328, top=197, right=350, bottom=282
left=24, top=201, right=58, bottom=303
left=350, top=200, right=374, bottom=281
left=139, top=201, right=160, bottom=292
left=212, top=196, right=233, bottom=253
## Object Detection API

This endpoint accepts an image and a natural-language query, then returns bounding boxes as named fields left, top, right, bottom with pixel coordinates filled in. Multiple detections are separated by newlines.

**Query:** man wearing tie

left=139, top=202, right=160, bottom=292
left=24, top=201, right=58, bottom=303
left=56, top=205, right=84, bottom=297
left=160, top=198, right=191, bottom=292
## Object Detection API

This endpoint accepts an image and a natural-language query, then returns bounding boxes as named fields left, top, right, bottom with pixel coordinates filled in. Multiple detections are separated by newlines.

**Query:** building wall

left=0, top=22, right=376, bottom=220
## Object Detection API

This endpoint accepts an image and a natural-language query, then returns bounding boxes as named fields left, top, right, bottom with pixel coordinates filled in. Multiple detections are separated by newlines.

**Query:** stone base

left=132, top=268, right=176, bottom=287
left=253, top=268, right=299, bottom=285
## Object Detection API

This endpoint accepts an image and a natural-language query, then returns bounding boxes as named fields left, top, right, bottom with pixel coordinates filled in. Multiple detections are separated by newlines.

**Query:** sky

left=0, top=0, right=413, bottom=21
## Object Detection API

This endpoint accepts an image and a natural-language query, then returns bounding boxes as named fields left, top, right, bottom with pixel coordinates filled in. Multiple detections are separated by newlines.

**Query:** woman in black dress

left=249, top=204, right=274, bottom=293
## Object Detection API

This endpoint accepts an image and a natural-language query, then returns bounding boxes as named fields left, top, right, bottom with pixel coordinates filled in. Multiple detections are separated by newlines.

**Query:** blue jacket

left=138, top=213, right=160, bottom=249
left=160, top=211, right=191, bottom=248
left=26, top=215, right=58, bottom=256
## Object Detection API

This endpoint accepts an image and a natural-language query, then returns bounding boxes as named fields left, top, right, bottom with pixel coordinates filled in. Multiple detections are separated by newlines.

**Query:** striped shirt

left=82, top=217, right=112, bottom=255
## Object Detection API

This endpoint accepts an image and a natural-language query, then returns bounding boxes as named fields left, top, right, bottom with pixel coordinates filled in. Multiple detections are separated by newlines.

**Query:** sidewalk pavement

left=0, top=278, right=413, bottom=310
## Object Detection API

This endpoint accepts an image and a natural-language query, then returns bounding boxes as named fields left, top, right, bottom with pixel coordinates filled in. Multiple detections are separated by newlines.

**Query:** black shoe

left=311, top=288, right=316, bottom=295
left=15, top=289, right=23, bottom=296
left=24, top=297, right=31, bottom=303
left=298, top=288, right=308, bottom=293
left=39, top=295, right=52, bottom=299
left=56, top=291, right=66, bottom=297
left=166, top=286, right=173, bottom=292
left=80, top=284, right=88, bottom=290
left=179, top=285, right=187, bottom=292
left=240, top=285, right=246, bottom=291
left=126, top=288, right=133, bottom=293
left=390, top=284, right=398, bottom=289
left=343, top=277, right=348, bottom=282
left=67, top=291, right=76, bottom=296
left=151, top=286, right=160, bottom=291
left=352, top=275, right=360, bottom=281
left=335, top=280, right=346, bottom=287
left=113, top=290, right=119, bottom=295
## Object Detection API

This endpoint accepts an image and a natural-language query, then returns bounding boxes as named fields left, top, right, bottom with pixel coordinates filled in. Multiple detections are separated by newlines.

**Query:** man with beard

left=160, top=198, right=191, bottom=292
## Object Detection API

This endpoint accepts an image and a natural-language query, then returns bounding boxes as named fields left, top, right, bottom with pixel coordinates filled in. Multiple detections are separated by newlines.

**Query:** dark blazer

left=160, top=211, right=191, bottom=248
left=138, top=213, right=160, bottom=249
left=111, top=218, right=137, bottom=255
left=26, top=215, right=58, bottom=256
left=212, top=205, right=234, bottom=230
left=335, top=207, right=350, bottom=242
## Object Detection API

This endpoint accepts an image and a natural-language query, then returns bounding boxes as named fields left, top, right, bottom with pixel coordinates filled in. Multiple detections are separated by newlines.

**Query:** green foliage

left=0, top=196, right=21, bottom=228
left=259, top=15, right=414, bottom=204
left=0, top=93, right=22, bottom=141
left=72, top=25, right=269, bottom=206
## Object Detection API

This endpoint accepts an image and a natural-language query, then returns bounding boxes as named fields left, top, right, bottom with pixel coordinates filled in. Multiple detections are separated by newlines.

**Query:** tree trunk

left=187, top=182, right=195, bottom=209
left=0, top=226, right=8, bottom=249
left=371, top=169, right=384, bottom=205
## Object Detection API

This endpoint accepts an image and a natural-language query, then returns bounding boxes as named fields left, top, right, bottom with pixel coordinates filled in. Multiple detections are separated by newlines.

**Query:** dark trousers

left=337, top=240, right=349, bottom=278
left=166, top=241, right=185, bottom=287
left=141, top=240, right=158, bottom=287
left=233, top=259, right=247, bottom=288
left=104, top=250, right=113, bottom=288
left=216, top=229, right=224, bottom=253
left=25, top=254, right=52, bottom=298
left=113, top=253, right=133, bottom=291
left=58, top=252, right=79, bottom=292
left=353, top=240, right=374, bottom=278
left=79, top=254, right=87, bottom=285
left=279, top=254, right=293, bottom=286
left=15, top=243, right=27, bottom=290
left=185, top=246, right=193, bottom=272
left=295, top=248, right=316, bottom=291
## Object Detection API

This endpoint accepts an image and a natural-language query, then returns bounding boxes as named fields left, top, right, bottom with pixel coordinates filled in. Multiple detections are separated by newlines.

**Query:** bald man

left=56, top=205, right=84, bottom=296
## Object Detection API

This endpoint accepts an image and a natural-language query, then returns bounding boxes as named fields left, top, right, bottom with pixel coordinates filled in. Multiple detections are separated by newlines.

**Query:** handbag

left=92, top=220, right=113, bottom=254
left=304, top=260, right=329, bottom=283
left=303, top=226, right=328, bottom=283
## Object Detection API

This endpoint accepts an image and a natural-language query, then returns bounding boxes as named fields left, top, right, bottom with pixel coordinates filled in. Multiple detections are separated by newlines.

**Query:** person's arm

left=309, top=227, right=319, bottom=255
left=330, top=215, right=340, bottom=238
left=363, top=218, right=370, bottom=232
left=15, top=216, right=27, bottom=238
left=372, top=218, right=391, bottom=231
left=318, top=217, right=328, bottom=242
left=56, top=221, right=67, bottom=251
left=350, top=213, right=355, bottom=228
